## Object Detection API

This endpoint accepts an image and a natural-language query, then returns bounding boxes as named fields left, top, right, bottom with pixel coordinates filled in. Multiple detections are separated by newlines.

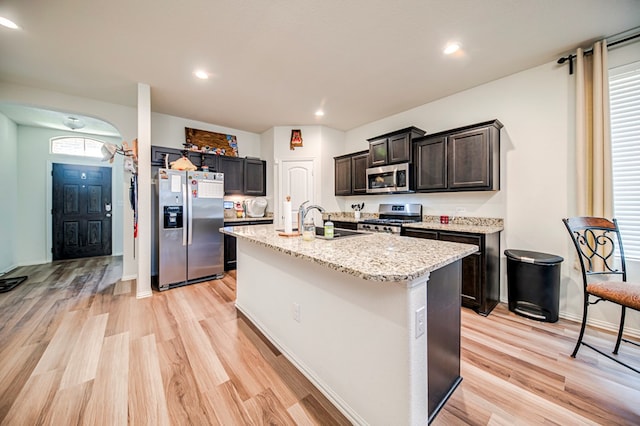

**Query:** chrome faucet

left=298, top=200, right=325, bottom=228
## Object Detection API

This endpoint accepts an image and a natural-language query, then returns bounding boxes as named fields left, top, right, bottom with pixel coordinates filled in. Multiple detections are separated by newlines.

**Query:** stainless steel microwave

left=366, top=163, right=411, bottom=193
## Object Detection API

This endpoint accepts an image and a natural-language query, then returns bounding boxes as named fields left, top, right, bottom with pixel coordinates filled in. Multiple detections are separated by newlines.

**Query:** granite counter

left=221, top=224, right=477, bottom=282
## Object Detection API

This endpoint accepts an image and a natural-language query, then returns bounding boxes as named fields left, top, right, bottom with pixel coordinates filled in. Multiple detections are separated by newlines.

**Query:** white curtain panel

left=575, top=40, right=613, bottom=218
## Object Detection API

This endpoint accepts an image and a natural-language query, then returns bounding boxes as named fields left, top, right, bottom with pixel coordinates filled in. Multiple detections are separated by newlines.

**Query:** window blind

left=610, top=61, right=640, bottom=259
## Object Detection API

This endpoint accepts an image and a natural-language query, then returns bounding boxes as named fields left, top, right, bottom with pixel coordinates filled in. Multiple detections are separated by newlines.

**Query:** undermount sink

left=316, top=227, right=367, bottom=239
left=277, top=227, right=367, bottom=239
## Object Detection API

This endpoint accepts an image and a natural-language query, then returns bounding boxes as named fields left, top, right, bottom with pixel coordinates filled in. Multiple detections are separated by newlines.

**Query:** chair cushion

left=587, top=281, right=640, bottom=310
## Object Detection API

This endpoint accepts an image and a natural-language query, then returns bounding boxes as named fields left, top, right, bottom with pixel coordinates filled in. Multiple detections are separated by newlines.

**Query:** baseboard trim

left=136, top=289, right=152, bottom=299
left=561, top=311, right=640, bottom=340
left=499, top=298, right=640, bottom=339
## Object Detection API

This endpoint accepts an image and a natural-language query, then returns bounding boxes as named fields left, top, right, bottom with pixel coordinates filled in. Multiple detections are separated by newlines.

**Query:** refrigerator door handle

left=187, top=181, right=193, bottom=245
left=182, top=182, right=188, bottom=246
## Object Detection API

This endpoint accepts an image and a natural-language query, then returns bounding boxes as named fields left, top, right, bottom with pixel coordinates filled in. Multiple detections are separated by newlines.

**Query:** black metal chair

left=562, top=217, right=640, bottom=373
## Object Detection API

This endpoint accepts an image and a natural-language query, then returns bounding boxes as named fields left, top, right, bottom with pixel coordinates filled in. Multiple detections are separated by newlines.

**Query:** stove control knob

left=374, top=226, right=379, bottom=231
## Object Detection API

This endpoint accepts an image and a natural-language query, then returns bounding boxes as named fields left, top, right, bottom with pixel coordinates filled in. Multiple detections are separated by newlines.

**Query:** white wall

left=15, top=126, right=124, bottom=265
left=0, top=82, right=139, bottom=277
left=328, top=41, right=640, bottom=335
left=151, top=111, right=261, bottom=158
left=0, top=112, right=18, bottom=274
left=260, top=127, right=275, bottom=212
left=0, top=82, right=262, bottom=284
left=261, top=125, right=345, bottom=225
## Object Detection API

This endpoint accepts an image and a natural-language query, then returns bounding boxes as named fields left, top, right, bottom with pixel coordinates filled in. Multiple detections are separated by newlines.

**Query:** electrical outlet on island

left=292, top=302, right=301, bottom=322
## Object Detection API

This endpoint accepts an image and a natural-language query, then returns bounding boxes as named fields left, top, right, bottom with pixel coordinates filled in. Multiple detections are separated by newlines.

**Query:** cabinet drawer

left=438, top=232, right=481, bottom=248
left=403, top=228, right=438, bottom=240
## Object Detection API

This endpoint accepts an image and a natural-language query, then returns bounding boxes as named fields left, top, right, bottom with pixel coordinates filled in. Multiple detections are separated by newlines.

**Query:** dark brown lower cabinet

left=224, top=219, right=274, bottom=270
left=402, top=227, right=500, bottom=316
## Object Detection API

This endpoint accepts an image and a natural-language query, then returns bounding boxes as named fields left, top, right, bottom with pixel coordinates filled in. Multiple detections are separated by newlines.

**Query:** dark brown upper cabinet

left=152, top=146, right=266, bottom=196
left=244, top=158, right=266, bottom=196
left=334, top=150, right=368, bottom=196
left=367, top=127, right=426, bottom=167
left=414, top=135, right=447, bottom=191
left=351, top=151, right=369, bottom=194
left=151, top=146, right=184, bottom=167
left=413, top=120, right=502, bottom=193
left=334, top=155, right=352, bottom=196
left=219, top=156, right=244, bottom=194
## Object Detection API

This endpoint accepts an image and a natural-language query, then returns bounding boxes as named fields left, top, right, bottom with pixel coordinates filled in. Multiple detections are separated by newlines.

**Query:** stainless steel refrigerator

left=154, top=168, right=224, bottom=290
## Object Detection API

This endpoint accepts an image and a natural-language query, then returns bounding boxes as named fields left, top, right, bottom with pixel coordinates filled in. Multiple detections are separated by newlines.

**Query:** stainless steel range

left=357, top=203, right=422, bottom=234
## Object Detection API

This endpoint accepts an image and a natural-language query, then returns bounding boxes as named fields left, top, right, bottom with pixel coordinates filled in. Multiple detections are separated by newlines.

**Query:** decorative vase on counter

left=354, top=211, right=361, bottom=221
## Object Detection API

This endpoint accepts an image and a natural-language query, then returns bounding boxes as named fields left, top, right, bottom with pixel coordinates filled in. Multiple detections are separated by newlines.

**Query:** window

left=610, top=61, right=640, bottom=259
left=51, top=136, right=104, bottom=158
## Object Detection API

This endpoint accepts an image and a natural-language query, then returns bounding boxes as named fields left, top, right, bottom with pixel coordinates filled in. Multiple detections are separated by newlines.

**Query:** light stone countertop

left=324, top=212, right=503, bottom=235
left=221, top=224, right=478, bottom=282
left=403, top=221, right=503, bottom=234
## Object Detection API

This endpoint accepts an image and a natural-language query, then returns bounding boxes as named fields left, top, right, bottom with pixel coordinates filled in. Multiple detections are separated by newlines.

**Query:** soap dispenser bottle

left=324, top=215, right=334, bottom=239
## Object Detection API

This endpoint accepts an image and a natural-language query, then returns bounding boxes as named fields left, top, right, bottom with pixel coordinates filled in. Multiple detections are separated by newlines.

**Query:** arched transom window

left=50, top=136, right=105, bottom=158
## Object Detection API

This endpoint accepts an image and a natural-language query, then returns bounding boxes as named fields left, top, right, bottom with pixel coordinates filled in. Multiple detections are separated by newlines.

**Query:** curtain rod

left=557, top=32, right=640, bottom=75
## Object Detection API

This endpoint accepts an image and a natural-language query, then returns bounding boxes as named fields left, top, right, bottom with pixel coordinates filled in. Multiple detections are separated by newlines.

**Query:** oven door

left=366, top=164, right=409, bottom=193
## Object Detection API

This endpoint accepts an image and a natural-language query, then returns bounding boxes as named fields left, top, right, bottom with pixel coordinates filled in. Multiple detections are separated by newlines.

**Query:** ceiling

left=0, top=0, right=638, bottom=135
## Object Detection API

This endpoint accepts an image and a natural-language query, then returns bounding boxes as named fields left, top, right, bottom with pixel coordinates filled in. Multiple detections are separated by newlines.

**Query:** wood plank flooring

left=1, top=257, right=639, bottom=425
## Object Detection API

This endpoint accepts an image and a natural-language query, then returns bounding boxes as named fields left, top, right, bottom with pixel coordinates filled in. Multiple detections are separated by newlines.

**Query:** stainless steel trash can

left=505, top=249, right=563, bottom=322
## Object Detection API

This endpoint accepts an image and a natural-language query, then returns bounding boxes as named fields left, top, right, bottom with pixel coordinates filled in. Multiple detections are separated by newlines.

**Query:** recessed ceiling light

left=315, top=110, right=325, bottom=117
left=194, top=70, right=209, bottom=80
left=0, top=16, right=19, bottom=30
left=443, top=43, right=461, bottom=55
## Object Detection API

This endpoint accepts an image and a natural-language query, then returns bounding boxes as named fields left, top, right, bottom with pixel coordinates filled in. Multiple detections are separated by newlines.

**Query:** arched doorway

left=0, top=103, right=125, bottom=264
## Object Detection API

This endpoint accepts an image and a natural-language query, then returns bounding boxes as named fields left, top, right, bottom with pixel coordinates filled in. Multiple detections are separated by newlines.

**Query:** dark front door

left=52, top=163, right=112, bottom=260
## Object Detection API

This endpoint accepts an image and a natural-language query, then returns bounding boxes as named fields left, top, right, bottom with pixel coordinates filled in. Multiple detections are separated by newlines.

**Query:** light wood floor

left=1, top=257, right=639, bottom=425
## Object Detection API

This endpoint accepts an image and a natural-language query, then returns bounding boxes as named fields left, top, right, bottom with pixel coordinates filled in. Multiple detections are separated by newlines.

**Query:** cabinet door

left=224, top=234, right=237, bottom=271
left=438, top=232, right=483, bottom=309
left=388, top=133, right=411, bottom=164
left=414, top=136, right=447, bottom=191
left=244, top=158, right=266, bottom=195
left=219, top=156, right=244, bottom=194
left=187, top=152, right=203, bottom=169
left=448, top=127, right=491, bottom=189
left=151, top=146, right=183, bottom=167
left=334, top=156, right=352, bottom=195
left=351, top=152, right=369, bottom=194
left=201, top=154, right=219, bottom=171
left=368, top=138, right=388, bottom=167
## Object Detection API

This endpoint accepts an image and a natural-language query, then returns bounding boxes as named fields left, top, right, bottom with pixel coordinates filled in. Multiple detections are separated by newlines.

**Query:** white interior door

left=279, top=160, right=315, bottom=228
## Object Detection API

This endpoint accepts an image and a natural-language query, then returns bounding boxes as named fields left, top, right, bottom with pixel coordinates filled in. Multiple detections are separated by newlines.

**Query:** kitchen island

left=221, top=224, right=477, bottom=425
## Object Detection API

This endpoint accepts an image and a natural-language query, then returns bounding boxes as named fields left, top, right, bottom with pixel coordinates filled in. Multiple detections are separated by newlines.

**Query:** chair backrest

left=562, top=217, right=627, bottom=286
